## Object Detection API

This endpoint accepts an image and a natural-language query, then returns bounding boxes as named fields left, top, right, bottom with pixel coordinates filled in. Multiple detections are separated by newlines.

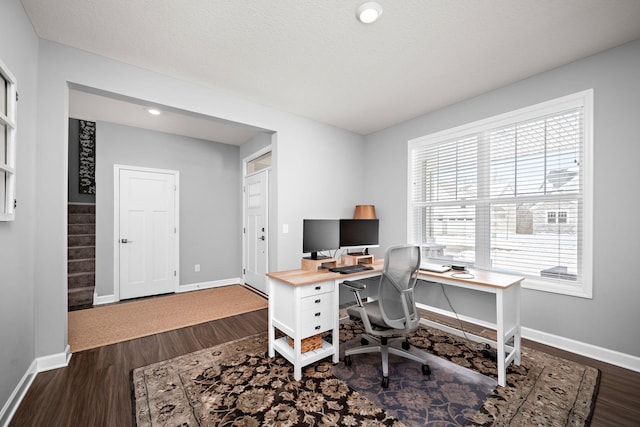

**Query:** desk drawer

left=298, top=281, right=333, bottom=297
left=300, top=292, right=333, bottom=311
left=300, top=313, right=333, bottom=337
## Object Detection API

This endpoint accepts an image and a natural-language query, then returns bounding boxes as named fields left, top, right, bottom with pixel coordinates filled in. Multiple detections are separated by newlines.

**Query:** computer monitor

left=339, top=219, right=379, bottom=251
left=302, top=219, right=340, bottom=260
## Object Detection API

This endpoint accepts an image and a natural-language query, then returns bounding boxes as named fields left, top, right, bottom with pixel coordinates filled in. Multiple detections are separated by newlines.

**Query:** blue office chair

left=341, top=244, right=431, bottom=388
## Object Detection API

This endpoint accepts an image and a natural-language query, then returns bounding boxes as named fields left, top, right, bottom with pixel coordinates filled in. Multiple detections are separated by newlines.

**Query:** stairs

left=68, top=203, right=96, bottom=311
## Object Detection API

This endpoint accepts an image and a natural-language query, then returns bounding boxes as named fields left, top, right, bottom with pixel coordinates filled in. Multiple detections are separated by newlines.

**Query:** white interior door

left=118, top=167, right=178, bottom=300
left=244, top=170, right=268, bottom=293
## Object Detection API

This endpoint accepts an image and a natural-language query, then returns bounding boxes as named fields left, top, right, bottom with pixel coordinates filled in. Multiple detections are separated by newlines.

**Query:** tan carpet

left=68, top=285, right=267, bottom=352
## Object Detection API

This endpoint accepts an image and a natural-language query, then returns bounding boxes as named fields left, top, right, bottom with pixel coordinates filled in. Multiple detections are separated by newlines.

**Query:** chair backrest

left=376, top=245, right=421, bottom=331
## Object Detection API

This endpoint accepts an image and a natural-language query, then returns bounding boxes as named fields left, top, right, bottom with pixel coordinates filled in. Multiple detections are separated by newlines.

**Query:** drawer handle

left=314, top=325, right=321, bottom=330
left=315, top=312, right=321, bottom=317
left=315, top=286, right=321, bottom=290
left=315, top=299, right=321, bottom=304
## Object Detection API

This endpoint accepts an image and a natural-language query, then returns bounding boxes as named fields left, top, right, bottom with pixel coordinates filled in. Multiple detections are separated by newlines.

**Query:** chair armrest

left=341, top=280, right=367, bottom=307
left=341, top=280, right=367, bottom=291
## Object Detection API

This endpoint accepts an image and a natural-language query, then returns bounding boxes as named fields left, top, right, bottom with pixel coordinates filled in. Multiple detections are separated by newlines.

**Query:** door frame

left=113, top=164, right=180, bottom=301
left=242, top=146, right=271, bottom=293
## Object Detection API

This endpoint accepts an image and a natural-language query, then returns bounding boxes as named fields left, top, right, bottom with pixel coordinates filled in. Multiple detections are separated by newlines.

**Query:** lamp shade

left=353, top=205, right=377, bottom=219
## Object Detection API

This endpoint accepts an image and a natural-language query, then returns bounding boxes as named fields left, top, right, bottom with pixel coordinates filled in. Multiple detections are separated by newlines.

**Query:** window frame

left=0, top=58, right=17, bottom=222
left=408, top=90, right=593, bottom=298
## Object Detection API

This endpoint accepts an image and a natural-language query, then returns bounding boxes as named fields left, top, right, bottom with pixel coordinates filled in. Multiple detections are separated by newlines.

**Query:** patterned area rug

left=132, top=322, right=599, bottom=426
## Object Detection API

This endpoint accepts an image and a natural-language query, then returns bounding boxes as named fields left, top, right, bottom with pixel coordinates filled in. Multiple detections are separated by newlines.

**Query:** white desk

left=266, top=261, right=523, bottom=386
left=416, top=269, right=523, bottom=387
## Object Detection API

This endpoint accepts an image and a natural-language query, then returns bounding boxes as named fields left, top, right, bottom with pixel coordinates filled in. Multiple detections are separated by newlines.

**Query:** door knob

left=259, top=236, right=265, bottom=241
left=121, top=238, right=132, bottom=243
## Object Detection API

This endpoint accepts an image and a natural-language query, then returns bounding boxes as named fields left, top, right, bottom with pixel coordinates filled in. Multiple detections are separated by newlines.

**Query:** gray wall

left=67, top=118, right=97, bottom=204
left=0, top=0, right=39, bottom=414
left=32, top=38, right=365, bottom=361
left=95, top=122, right=242, bottom=297
left=364, top=39, right=640, bottom=357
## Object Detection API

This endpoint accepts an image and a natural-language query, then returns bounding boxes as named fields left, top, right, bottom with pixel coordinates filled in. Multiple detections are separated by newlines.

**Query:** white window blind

left=408, top=90, right=593, bottom=297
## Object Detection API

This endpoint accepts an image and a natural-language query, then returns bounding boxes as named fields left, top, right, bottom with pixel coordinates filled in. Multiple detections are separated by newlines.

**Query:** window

left=0, top=59, right=17, bottom=221
left=246, top=150, right=272, bottom=175
left=408, top=90, right=593, bottom=298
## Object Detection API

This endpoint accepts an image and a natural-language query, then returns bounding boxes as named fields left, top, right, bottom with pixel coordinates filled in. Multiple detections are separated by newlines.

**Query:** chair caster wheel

left=422, top=364, right=431, bottom=375
left=381, top=376, right=389, bottom=388
left=361, top=338, right=369, bottom=345
left=402, top=341, right=410, bottom=350
left=344, top=355, right=352, bottom=366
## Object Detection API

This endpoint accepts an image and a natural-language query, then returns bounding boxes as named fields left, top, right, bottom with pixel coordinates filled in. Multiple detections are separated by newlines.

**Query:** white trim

left=113, top=164, right=180, bottom=301
left=0, top=58, right=17, bottom=222
left=523, top=327, right=640, bottom=373
left=93, top=292, right=118, bottom=305
left=0, top=360, right=37, bottom=427
left=36, top=345, right=72, bottom=372
left=177, top=277, right=243, bottom=293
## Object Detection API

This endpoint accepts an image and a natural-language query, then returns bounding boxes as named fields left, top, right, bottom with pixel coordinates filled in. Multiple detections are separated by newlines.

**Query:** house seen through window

left=408, top=90, right=593, bottom=298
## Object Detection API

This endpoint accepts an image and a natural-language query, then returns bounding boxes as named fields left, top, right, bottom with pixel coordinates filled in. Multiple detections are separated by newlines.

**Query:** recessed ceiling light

left=147, top=108, right=161, bottom=115
left=357, top=2, right=383, bottom=24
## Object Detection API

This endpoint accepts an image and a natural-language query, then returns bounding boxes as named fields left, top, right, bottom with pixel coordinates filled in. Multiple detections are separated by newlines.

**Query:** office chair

left=341, top=244, right=431, bottom=388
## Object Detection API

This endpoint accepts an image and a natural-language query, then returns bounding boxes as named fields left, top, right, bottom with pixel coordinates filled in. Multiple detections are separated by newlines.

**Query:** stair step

left=68, top=204, right=96, bottom=214
left=68, top=272, right=95, bottom=289
left=68, top=223, right=95, bottom=235
left=68, top=245, right=95, bottom=260
left=68, top=258, right=95, bottom=274
left=68, top=213, right=96, bottom=225
left=68, top=286, right=94, bottom=310
left=68, top=234, right=95, bottom=247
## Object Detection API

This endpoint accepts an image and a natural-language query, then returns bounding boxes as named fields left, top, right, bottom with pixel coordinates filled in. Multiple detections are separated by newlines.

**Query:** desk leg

left=496, top=289, right=507, bottom=387
left=495, top=284, right=522, bottom=387
left=332, top=282, right=340, bottom=363
left=267, top=278, right=275, bottom=358
left=293, top=337, right=302, bottom=381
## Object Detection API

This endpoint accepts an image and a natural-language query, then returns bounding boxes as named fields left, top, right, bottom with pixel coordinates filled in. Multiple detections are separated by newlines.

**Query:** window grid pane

left=490, top=202, right=578, bottom=279
left=410, top=95, right=587, bottom=292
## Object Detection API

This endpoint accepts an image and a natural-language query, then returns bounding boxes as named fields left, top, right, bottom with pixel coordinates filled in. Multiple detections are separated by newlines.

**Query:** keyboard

left=329, top=265, right=374, bottom=274
left=420, top=262, right=451, bottom=273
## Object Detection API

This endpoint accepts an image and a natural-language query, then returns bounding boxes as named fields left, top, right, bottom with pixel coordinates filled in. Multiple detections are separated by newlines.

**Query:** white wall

left=95, top=122, right=243, bottom=297
left=33, top=39, right=366, bottom=360
left=0, top=0, right=39, bottom=416
left=364, top=39, right=640, bottom=358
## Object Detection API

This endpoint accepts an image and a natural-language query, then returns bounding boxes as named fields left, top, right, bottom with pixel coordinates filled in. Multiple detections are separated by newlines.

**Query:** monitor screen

left=339, top=219, right=379, bottom=248
left=302, top=219, right=340, bottom=260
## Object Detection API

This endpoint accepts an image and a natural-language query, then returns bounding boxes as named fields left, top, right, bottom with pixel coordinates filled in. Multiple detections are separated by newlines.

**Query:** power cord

left=438, top=284, right=485, bottom=352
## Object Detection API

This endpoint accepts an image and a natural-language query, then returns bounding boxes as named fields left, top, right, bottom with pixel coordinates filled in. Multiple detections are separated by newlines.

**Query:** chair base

left=344, top=334, right=431, bottom=388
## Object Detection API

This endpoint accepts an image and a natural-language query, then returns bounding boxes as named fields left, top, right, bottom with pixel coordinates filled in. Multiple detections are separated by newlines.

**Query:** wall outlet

left=195, top=264, right=200, bottom=272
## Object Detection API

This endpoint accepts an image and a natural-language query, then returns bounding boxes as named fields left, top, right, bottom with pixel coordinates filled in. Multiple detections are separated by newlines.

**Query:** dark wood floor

left=11, top=308, right=640, bottom=426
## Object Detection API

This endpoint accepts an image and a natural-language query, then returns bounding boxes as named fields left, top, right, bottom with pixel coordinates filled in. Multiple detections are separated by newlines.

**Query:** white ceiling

left=21, top=0, right=640, bottom=143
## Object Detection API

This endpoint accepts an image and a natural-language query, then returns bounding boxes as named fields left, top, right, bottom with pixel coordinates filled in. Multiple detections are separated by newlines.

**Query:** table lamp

left=353, top=205, right=377, bottom=219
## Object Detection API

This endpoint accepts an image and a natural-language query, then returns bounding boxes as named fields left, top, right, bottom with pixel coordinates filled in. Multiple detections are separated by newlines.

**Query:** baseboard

left=177, top=277, right=243, bottom=293
left=419, top=304, right=640, bottom=373
left=93, top=278, right=243, bottom=304
left=522, top=327, right=640, bottom=373
left=36, top=345, right=71, bottom=372
left=0, top=360, right=37, bottom=427
left=93, top=292, right=118, bottom=305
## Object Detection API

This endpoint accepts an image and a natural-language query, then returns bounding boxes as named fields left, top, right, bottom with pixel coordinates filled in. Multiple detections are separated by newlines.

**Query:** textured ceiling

left=21, top=0, right=640, bottom=140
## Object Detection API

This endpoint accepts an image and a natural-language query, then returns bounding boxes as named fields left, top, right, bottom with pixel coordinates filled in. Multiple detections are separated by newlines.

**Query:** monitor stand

left=301, top=257, right=337, bottom=271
